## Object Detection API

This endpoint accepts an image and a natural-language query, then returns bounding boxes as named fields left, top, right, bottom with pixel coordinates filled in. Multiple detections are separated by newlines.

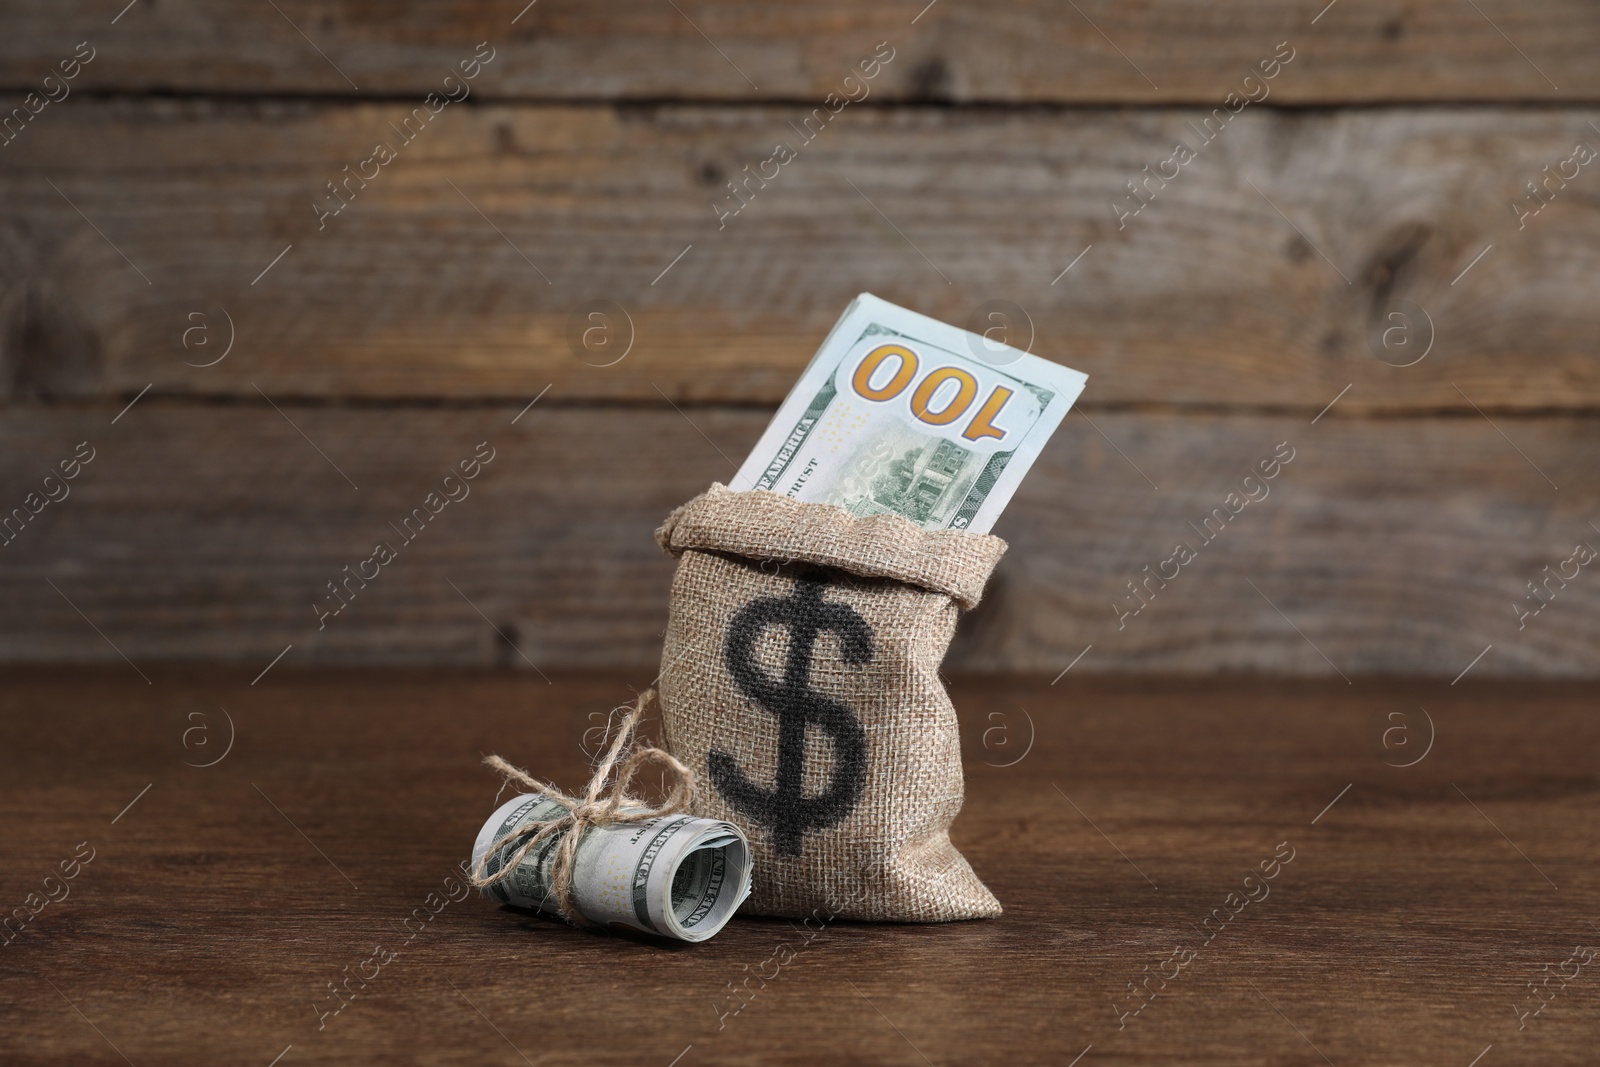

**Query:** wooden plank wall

left=2, top=1, right=1597, bottom=678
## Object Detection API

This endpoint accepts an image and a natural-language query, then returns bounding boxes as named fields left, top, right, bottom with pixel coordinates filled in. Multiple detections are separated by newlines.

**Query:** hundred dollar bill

left=470, top=793, right=753, bottom=942
left=730, top=293, right=1088, bottom=533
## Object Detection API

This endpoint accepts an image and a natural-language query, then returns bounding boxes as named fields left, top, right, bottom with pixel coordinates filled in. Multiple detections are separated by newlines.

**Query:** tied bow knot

left=469, top=689, right=694, bottom=926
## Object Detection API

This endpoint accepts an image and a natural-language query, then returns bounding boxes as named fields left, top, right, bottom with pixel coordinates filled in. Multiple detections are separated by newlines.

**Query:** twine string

left=468, top=689, right=693, bottom=925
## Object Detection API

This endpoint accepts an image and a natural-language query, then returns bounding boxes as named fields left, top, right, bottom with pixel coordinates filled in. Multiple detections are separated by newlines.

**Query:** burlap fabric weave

left=655, top=483, right=1005, bottom=922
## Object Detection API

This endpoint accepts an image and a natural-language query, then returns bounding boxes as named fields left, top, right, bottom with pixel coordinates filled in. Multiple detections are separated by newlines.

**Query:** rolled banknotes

left=470, top=793, right=753, bottom=942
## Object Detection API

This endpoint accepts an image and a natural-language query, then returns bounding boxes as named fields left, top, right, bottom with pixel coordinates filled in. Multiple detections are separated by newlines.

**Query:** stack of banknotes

left=469, top=294, right=1087, bottom=941
left=729, top=292, right=1087, bottom=532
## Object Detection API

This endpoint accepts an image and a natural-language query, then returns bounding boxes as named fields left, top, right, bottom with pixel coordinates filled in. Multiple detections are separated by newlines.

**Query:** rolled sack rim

left=655, top=483, right=1007, bottom=610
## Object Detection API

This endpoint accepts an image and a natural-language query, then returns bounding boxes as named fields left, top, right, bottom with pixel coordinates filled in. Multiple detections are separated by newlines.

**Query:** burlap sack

left=655, top=483, right=1006, bottom=922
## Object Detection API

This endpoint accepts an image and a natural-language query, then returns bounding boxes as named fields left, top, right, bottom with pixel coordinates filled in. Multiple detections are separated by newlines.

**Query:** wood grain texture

left=5, top=102, right=1600, bottom=411
left=2, top=403, right=1595, bottom=676
left=2, top=0, right=1596, bottom=103
left=0, top=669, right=1594, bottom=1065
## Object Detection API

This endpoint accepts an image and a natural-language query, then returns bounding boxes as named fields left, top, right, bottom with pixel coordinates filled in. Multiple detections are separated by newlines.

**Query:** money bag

left=655, top=483, right=1004, bottom=921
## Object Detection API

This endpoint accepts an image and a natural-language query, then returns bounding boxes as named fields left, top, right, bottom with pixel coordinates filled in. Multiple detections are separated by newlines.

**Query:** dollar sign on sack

left=712, top=573, right=873, bottom=856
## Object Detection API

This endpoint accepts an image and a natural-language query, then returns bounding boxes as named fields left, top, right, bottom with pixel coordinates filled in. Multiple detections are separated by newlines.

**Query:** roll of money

left=470, top=793, right=753, bottom=942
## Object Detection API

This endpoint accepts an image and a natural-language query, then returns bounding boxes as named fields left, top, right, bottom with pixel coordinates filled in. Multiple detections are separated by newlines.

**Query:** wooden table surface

left=1, top=668, right=1594, bottom=1065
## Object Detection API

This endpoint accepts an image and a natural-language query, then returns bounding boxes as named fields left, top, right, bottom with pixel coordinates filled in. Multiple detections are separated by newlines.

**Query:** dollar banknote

left=470, top=793, right=753, bottom=942
left=729, top=293, right=1088, bottom=533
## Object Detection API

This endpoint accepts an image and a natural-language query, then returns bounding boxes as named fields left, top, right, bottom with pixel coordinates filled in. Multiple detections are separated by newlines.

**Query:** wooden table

left=1, top=669, right=1594, bottom=1065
